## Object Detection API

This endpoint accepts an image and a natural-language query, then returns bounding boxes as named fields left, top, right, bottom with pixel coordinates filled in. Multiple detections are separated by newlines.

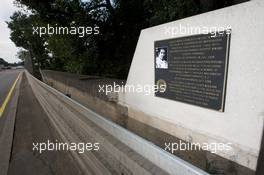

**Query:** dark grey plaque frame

left=154, top=31, right=231, bottom=112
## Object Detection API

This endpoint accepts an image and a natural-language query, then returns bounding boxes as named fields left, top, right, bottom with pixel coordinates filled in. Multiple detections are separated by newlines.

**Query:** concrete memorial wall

left=119, top=0, right=264, bottom=172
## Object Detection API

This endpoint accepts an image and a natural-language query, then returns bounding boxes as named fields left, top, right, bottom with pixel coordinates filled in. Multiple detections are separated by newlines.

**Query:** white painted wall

left=119, top=0, right=264, bottom=170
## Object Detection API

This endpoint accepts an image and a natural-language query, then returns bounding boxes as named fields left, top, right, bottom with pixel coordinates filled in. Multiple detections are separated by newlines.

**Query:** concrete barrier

left=25, top=71, right=209, bottom=175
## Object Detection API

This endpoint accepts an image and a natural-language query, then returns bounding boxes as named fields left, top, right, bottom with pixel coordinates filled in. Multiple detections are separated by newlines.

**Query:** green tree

left=7, top=11, right=50, bottom=75
left=8, top=0, right=244, bottom=78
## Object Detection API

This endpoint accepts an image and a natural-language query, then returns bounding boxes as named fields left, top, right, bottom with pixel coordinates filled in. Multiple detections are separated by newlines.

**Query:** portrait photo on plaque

left=155, top=47, right=168, bottom=69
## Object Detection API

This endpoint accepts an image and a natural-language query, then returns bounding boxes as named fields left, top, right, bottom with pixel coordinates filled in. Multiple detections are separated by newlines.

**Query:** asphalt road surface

left=0, top=70, right=82, bottom=175
left=0, top=70, right=20, bottom=108
left=0, top=70, right=21, bottom=136
left=8, top=72, right=83, bottom=175
left=0, top=69, right=21, bottom=175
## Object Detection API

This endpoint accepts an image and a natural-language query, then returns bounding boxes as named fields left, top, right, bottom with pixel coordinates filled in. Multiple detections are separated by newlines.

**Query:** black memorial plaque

left=154, top=31, right=231, bottom=112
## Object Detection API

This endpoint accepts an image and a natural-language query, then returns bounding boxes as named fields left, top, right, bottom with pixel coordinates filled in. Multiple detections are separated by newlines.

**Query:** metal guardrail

left=26, top=71, right=209, bottom=175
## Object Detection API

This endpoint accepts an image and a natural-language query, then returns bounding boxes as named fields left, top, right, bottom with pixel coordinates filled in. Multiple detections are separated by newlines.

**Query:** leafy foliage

left=8, top=0, right=243, bottom=78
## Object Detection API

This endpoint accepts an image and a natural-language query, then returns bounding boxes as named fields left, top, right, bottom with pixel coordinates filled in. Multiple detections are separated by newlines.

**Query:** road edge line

left=0, top=73, right=21, bottom=118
